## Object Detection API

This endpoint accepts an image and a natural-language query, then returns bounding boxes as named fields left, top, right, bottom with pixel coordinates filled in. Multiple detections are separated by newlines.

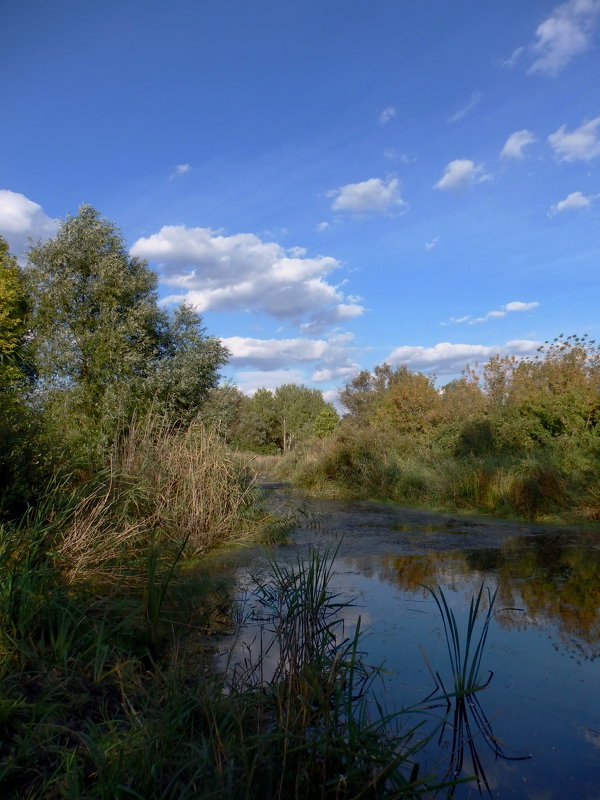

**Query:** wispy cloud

left=383, top=148, right=416, bottom=164
left=549, top=190, right=598, bottom=215
left=528, top=0, right=600, bottom=76
left=548, top=116, right=600, bottom=161
left=501, top=45, right=525, bottom=68
left=424, top=236, right=440, bottom=251
left=328, top=177, right=408, bottom=214
left=448, top=91, right=482, bottom=123
left=442, top=300, right=539, bottom=326
left=169, top=163, right=191, bottom=179
left=501, top=129, right=537, bottom=159
left=378, top=106, right=397, bottom=126
left=434, top=160, right=490, bottom=191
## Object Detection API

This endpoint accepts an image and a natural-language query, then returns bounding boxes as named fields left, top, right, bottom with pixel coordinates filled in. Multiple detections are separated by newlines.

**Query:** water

left=224, top=485, right=600, bottom=798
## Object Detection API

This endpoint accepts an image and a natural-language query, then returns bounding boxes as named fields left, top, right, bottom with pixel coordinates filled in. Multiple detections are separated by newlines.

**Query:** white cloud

left=300, top=302, right=364, bottom=336
left=386, top=339, right=541, bottom=376
left=383, top=149, right=415, bottom=164
left=315, top=221, right=330, bottom=232
left=170, top=163, right=191, bottom=179
left=529, top=0, right=600, bottom=76
left=222, top=333, right=359, bottom=383
left=235, top=368, right=308, bottom=395
left=503, top=301, right=539, bottom=312
left=548, top=116, right=600, bottom=161
left=501, top=46, right=525, bottom=68
left=378, top=106, right=396, bottom=126
left=443, top=300, right=539, bottom=326
left=448, top=92, right=482, bottom=123
left=501, top=129, right=537, bottom=159
left=131, top=225, right=363, bottom=329
left=0, top=189, right=58, bottom=260
left=549, top=190, right=597, bottom=214
left=434, top=160, right=490, bottom=191
left=424, top=236, right=440, bottom=251
left=328, top=177, right=408, bottom=214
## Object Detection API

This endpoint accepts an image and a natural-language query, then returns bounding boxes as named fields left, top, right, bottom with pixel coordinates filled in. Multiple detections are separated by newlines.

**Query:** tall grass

left=278, top=429, right=591, bottom=522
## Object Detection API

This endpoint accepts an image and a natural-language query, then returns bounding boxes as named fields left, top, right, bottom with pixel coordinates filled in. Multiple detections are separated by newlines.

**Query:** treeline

left=288, top=338, right=600, bottom=521
left=203, top=382, right=338, bottom=453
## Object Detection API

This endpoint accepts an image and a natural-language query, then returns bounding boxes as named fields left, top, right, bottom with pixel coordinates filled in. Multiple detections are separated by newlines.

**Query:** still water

left=224, top=485, right=600, bottom=798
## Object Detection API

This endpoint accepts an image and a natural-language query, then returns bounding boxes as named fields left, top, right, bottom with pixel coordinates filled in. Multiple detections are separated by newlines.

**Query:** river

left=220, top=483, right=600, bottom=798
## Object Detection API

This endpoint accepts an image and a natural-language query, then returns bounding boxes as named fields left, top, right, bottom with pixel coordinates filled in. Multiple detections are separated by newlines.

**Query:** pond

left=222, top=484, right=600, bottom=799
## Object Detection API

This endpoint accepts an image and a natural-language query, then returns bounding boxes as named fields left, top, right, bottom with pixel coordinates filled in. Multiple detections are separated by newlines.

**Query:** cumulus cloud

left=386, top=339, right=541, bottom=376
left=434, top=160, right=490, bottom=191
left=130, top=225, right=364, bottom=329
left=548, top=116, right=600, bottom=161
left=221, top=333, right=359, bottom=382
left=529, top=0, right=600, bottom=76
left=315, top=221, right=330, bottom=232
left=0, top=189, right=58, bottom=260
left=378, top=106, right=396, bottom=126
left=328, top=177, right=408, bottom=214
left=424, top=236, right=440, bottom=251
left=549, top=190, right=597, bottom=214
left=501, top=129, right=537, bottom=159
left=443, top=300, right=539, bottom=326
left=448, top=92, right=482, bottom=123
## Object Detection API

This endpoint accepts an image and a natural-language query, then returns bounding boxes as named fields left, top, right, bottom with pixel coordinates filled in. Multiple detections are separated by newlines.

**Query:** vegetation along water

left=1, top=206, right=599, bottom=797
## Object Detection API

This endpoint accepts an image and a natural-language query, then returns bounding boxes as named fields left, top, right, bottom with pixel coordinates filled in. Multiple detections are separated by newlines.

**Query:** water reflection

left=349, top=532, right=600, bottom=659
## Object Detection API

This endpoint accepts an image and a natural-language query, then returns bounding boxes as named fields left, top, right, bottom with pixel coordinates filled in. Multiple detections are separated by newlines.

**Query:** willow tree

left=25, top=206, right=228, bottom=458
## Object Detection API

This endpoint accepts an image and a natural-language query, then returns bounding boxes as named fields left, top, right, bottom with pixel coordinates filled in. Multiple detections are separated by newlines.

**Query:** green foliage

left=21, top=205, right=228, bottom=473
left=0, top=236, right=31, bottom=390
left=313, top=405, right=339, bottom=437
left=26, top=205, right=165, bottom=398
left=233, top=383, right=337, bottom=452
left=285, top=335, right=600, bottom=522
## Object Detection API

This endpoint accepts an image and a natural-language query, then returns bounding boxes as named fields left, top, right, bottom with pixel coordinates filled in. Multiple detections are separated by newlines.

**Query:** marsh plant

left=422, top=584, right=530, bottom=796
left=225, top=547, right=441, bottom=799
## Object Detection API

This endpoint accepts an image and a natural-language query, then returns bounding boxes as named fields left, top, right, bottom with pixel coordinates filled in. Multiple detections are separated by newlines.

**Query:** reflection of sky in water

left=220, top=495, right=600, bottom=799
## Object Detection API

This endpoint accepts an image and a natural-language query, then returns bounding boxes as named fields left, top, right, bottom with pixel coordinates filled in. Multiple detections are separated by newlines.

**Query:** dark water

left=224, top=485, right=600, bottom=798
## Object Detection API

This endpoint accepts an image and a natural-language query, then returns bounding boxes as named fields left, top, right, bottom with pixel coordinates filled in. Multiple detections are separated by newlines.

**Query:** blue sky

left=2, top=0, right=599, bottom=403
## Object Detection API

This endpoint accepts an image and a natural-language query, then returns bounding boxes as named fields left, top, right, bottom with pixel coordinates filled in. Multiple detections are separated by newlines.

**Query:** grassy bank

left=0, top=419, right=445, bottom=799
left=252, top=430, right=600, bottom=524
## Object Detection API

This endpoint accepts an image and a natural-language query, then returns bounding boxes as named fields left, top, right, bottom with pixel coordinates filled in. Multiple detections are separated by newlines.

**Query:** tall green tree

left=0, top=236, right=31, bottom=390
left=26, top=205, right=166, bottom=404
left=0, top=237, right=41, bottom=515
left=25, top=205, right=228, bottom=459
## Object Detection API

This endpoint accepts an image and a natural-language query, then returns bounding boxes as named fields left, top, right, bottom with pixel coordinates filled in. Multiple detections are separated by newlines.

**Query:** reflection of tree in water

left=353, top=533, right=600, bottom=659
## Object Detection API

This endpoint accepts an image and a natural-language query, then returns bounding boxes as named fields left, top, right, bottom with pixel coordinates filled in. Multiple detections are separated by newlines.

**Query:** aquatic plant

left=423, top=584, right=530, bottom=796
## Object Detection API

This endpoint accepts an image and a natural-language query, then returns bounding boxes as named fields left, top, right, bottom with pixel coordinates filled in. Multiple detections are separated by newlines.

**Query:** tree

left=313, top=406, right=339, bottom=438
left=273, top=384, right=335, bottom=450
left=144, top=303, right=229, bottom=424
left=0, top=237, right=42, bottom=516
left=0, top=236, right=31, bottom=390
left=25, top=206, right=228, bottom=457
left=26, top=205, right=166, bottom=405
